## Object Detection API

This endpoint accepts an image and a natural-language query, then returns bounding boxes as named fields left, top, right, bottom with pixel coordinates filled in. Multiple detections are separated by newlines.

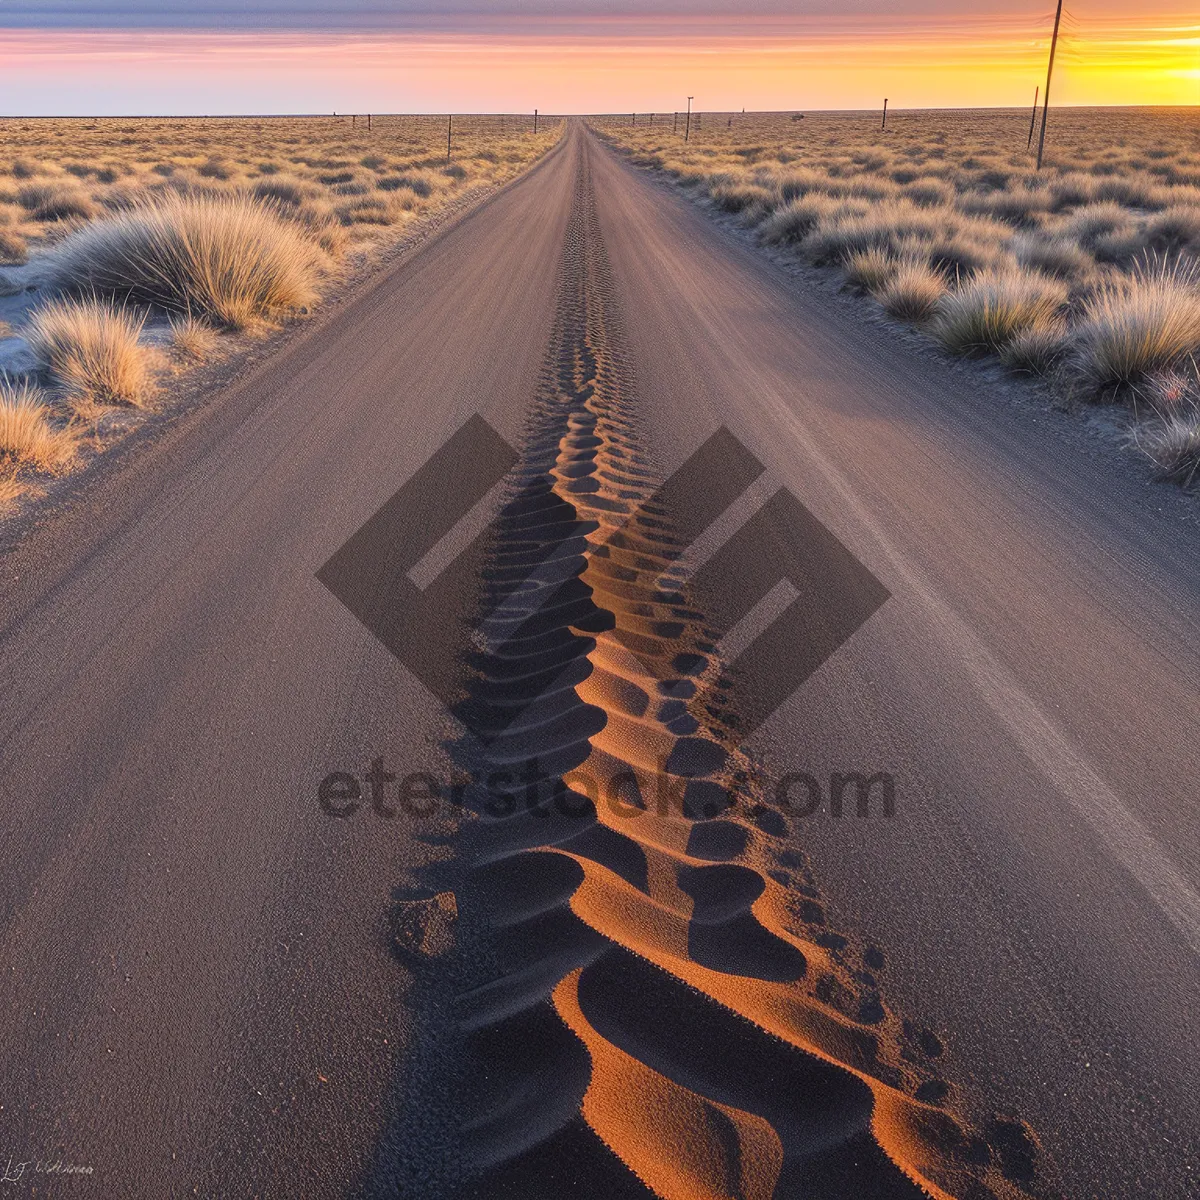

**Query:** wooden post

left=534, top=108, right=538, bottom=134
left=1026, top=86, right=1039, bottom=148
left=447, top=114, right=452, bottom=161
left=685, top=96, right=693, bottom=142
left=881, top=98, right=888, bottom=130
left=673, top=111, right=678, bottom=132
left=367, top=113, right=372, bottom=131
left=1036, top=0, right=1064, bottom=170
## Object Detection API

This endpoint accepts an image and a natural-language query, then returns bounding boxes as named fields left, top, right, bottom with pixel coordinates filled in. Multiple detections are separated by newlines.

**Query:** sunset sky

left=1, top=2, right=1198, bottom=114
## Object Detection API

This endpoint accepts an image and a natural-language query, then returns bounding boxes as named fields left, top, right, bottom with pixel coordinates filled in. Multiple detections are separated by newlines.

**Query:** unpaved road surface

left=1, top=122, right=1198, bottom=1199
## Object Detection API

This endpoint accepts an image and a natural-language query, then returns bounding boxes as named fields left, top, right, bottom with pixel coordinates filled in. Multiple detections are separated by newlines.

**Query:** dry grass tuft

left=335, top=195, right=401, bottom=226
left=250, top=176, right=323, bottom=207
left=170, top=314, right=219, bottom=359
left=1142, top=368, right=1196, bottom=414
left=932, top=268, right=1068, bottom=354
left=760, top=194, right=844, bottom=245
left=844, top=247, right=897, bottom=292
left=1073, top=258, right=1200, bottom=392
left=48, top=194, right=327, bottom=329
left=1138, top=412, right=1200, bottom=487
left=874, top=259, right=948, bottom=320
left=0, top=227, right=28, bottom=264
left=377, top=171, right=436, bottom=197
left=27, top=298, right=153, bottom=406
left=711, top=182, right=774, bottom=214
left=18, top=182, right=97, bottom=222
left=0, top=471, right=23, bottom=510
left=1051, top=202, right=1132, bottom=249
left=1000, top=321, right=1069, bottom=375
left=0, top=378, right=78, bottom=471
left=1010, top=233, right=1093, bottom=281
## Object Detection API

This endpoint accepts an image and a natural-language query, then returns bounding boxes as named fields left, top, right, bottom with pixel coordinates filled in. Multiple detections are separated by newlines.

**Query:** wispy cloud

left=1, top=8, right=1197, bottom=113
left=4, top=0, right=1200, bottom=30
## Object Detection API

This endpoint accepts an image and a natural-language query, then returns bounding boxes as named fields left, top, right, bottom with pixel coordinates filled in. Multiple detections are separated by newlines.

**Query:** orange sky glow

left=1, top=14, right=1199, bottom=114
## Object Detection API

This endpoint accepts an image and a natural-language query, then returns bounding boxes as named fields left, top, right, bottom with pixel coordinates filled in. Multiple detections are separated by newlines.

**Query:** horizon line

left=2, top=103, right=1198, bottom=119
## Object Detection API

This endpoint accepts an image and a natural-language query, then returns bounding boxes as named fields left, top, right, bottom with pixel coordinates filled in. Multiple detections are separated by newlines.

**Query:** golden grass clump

left=250, top=175, right=324, bottom=207
left=170, top=314, right=219, bottom=359
left=0, top=228, right=27, bottom=264
left=17, top=182, right=97, bottom=223
left=1073, top=258, right=1200, bottom=391
left=377, top=170, right=437, bottom=197
left=48, top=194, right=327, bottom=329
left=999, top=322, right=1069, bottom=375
left=844, top=247, right=897, bottom=291
left=761, top=194, right=847, bottom=244
left=875, top=259, right=948, bottom=321
left=26, top=298, right=153, bottom=407
left=0, top=378, right=77, bottom=471
left=1053, top=202, right=1135, bottom=249
left=711, top=181, right=774, bottom=214
left=1009, top=233, right=1093, bottom=281
left=335, top=194, right=401, bottom=226
left=932, top=268, right=1068, bottom=354
left=0, top=473, right=23, bottom=509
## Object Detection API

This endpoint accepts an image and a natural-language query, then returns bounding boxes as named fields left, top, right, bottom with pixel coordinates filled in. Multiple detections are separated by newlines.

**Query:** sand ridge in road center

left=386, top=133, right=1063, bottom=1200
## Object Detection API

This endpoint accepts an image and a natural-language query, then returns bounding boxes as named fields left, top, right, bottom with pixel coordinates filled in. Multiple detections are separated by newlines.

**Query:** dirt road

left=1, top=122, right=1197, bottom=1198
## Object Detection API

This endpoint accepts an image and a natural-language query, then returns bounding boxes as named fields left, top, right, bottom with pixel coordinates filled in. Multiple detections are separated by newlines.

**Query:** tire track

left=408, top=139, right=1062, bottom=1200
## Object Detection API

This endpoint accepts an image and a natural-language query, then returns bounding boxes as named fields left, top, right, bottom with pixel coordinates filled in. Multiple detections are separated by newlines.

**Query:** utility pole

left=447, top=114, right=452, bottom=161
left=1036, top=0, right=1064, bottom=170
left=1026, top=86, right=1039, bottom=148
left=881, top=98, right=888, bottom=130
left=685, top=96, right=693, bottom=142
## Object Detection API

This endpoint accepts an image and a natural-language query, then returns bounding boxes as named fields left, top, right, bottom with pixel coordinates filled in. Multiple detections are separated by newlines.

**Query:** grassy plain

left=0, top=114, right=560, bottom=508
left=594, top=107, right=1200, bottom=489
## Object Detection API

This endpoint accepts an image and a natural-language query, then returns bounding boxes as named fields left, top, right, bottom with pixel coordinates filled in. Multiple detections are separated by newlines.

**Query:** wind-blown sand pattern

left=390, top=145, right=1062, bottom=1200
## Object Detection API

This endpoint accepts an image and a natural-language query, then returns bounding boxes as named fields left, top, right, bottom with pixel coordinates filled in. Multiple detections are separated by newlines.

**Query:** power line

left=1036, top=0, right=1064, bottom=170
